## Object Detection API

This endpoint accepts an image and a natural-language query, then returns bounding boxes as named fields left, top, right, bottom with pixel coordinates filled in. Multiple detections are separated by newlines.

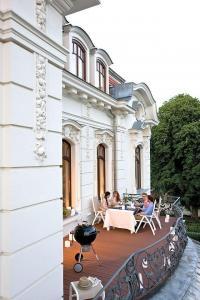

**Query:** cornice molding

left=133, top=83, right=159, bottom=124
left=47, top=0, right=73, bottom=14
left=95, top=129, right=114, bottom=137
left=90, top=48, right=113, bottom=66
left=62, top=111, right=113, bottom=131
left=63, top=71, right=135, bottom=115
left=133, top=82, right=156, bottom=105
left=0, top=10, right=69, bottom=64
left=62, top=119, right=83, bottom=131
left=63, top=24, right=95, bottom=49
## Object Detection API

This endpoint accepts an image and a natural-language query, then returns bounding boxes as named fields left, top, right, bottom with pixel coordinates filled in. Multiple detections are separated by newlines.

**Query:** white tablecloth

left=103, top=208, right=136, bottom=233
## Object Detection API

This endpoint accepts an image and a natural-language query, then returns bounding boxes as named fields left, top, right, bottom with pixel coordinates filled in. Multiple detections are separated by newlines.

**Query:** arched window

left=97, top=144, right=106, bottom=199
left=135, top=146, right=141, bottom=190
left=96, top=59, right=106, bottom=92
left=62, top=140, right=71, bottom=208
left=72, top=39, right=86, bottom=80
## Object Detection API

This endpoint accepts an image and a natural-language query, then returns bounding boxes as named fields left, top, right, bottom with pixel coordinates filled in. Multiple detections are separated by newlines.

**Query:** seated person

left=134, top=192, right=149, bottom=209
left=141, top=195, right=154, bottom=215
left=100, top=191, right=111, bottom=212
left=110, top=191, right=121, bottom=206
left=134, top=195, right=154, bottom=217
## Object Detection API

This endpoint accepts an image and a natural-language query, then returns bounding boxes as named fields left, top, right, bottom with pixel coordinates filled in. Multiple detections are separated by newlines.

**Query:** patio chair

left=154, top=196, right=162, bottom=213
left=92, top=197, right=105, bottom=225
left=152, top=198, right=162, bottom=229
left=135, top=201, right=157, bottom=235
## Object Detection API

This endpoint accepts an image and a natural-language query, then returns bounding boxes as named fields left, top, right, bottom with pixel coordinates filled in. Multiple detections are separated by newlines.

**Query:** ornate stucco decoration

left=34, top=54, right=47, bottom=161
left=63, top=120, right=82, bottom=143
left=36, top=0, right=46, bottom=31
left=95, top=130, right=114, bottom=146
left=63, top=125, right=80, bottom=143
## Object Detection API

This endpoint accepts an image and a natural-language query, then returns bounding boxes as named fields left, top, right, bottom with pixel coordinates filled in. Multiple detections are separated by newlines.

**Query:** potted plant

left=63, top=207, right=71, bottom=218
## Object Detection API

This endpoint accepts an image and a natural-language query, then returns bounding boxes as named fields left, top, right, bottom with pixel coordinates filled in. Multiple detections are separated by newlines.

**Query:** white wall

left=0, top=2, right=65, bottom=299
left=62, top=82, right=152, bottom=229
left=46, top=4, right=63, bottom=45
left=0, top=0, right=35, bottom=24
left=62, top=91, right=114, bottom=224
left=0, top=2, right=154, bottom=298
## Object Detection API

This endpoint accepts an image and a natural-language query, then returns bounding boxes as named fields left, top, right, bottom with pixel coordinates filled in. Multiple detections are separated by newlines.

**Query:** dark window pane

left=97, top=144, right=106, bottom=199
left=63, top=140, right=72, bottom=207
left=135, top=146, right=141, bottom=189
left=97, top=59, right=106, bottom=92
left=72, top=40, right=86, bottom=80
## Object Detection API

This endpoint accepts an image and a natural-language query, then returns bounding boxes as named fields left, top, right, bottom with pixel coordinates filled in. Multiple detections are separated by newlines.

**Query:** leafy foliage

left=151, top=94, right=200, bottom=214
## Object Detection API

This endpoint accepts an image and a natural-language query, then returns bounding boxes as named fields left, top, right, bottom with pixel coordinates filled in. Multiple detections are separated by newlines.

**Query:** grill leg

left=78, top=247, right=83, bottom=263
left=91, top=244, right=101, bottom=265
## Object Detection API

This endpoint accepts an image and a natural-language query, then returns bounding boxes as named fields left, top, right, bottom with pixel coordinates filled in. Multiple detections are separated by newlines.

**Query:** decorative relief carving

left=63, top=125, right=80, bottom=143
left=34, top=54, right=47, bottom=161
left=95, top=131, right=113, bottom=146
left=36, top=0, right=46, bottom=31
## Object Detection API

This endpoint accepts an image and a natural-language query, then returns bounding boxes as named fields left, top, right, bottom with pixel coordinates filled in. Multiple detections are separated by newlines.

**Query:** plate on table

left=78, top=280, right=93, bottom=290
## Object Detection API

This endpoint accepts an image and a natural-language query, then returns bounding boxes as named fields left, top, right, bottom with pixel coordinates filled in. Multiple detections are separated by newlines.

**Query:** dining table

left=103, top=207, right=137, bottom=233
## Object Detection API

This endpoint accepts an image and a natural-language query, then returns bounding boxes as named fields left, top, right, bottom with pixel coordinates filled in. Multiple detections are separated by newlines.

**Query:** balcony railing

left=94, top=196, right=188, bottom=300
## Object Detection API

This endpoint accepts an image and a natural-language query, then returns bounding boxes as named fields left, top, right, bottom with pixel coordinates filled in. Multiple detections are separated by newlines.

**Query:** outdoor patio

left=63, top=216, right=176, bottom=299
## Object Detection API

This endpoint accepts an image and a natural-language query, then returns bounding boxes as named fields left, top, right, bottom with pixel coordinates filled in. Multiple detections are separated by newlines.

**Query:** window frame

left=96, top=59, right=106, bottom=92
left=62, top=140, right=72, bottom=208
left=97, top=144, right=106, bottom=199
left=72, top=39, right=86, bottom=81
left=135, top=145, right=142, bottom=190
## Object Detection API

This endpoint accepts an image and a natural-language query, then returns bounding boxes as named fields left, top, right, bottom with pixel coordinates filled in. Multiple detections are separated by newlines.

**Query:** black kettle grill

left=73, top=222, right=100, bottom=272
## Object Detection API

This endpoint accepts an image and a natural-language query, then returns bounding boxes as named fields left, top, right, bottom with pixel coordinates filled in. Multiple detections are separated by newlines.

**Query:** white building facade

left=0, top=1, right=158, bottom=299
left=62, top=24, right=158, bottom=233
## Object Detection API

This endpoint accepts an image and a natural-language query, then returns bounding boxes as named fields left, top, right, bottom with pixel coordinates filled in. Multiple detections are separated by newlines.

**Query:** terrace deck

left=63, top=217, right=175, bottom=299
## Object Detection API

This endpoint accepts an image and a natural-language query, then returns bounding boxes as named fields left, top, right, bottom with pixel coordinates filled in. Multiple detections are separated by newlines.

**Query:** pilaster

left=0, top=1, right=69, bottom=299
left=112, top=111, right=126, bottom=195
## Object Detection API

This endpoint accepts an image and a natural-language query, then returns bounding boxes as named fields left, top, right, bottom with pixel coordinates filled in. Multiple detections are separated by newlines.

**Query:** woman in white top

left=110, top=191, right=121, bottom=206
left=100, top=191, right=111, bottom=212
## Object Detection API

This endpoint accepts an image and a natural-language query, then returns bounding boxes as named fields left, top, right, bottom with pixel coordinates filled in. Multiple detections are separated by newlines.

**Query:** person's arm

left=101, top=198, right=108, bottom=210
left=143, top=203, right=154, bottom=215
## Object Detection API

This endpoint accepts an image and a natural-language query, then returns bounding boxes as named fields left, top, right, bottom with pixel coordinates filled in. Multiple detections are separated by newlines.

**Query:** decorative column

left=143, top=134, right=151, bottom=193
left=129, top=129, right=139, bottom=194
left=112, top=111, right=126, bottom=195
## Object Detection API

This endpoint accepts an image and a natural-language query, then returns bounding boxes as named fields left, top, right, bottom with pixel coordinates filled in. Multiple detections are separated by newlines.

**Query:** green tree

left=151, top=94, right=200, bottom=217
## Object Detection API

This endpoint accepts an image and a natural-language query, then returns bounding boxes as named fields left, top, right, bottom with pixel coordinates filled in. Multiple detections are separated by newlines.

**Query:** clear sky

left=68, top=0, right=200, bottom=108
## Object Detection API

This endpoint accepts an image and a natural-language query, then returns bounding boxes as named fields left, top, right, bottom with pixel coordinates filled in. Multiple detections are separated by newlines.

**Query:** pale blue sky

left=68, top=0, right=200, bottom=107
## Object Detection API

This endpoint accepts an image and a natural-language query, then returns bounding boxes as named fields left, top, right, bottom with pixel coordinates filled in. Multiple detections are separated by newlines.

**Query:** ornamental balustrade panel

left=94, top=197, right=187, bottom=300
